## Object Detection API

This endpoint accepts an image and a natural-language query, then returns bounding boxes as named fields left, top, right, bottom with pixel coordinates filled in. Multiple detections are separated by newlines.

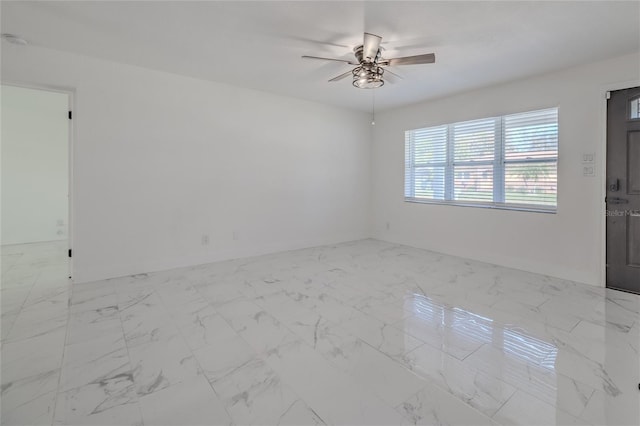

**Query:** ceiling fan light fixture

left=352, top=65, right=384, bottom=89
left=353, top=76, right=384, bottom=89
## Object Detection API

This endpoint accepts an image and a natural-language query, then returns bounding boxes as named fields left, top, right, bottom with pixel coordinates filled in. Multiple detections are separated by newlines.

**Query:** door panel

left=607, top=87, right=640, bottom=294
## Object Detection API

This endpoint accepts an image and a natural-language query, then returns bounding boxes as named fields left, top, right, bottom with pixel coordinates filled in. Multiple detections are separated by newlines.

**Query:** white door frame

left=600, top=79, right=640, bottom=287
left=1, top=81, right=76, bottom=280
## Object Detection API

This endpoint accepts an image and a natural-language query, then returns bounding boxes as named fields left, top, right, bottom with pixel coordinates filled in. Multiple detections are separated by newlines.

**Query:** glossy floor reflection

left=1, top=239, right=639, bottom=425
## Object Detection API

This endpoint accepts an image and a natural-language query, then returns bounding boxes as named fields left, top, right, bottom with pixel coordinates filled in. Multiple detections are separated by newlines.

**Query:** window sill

left=404, top=197, right=557, bottom=214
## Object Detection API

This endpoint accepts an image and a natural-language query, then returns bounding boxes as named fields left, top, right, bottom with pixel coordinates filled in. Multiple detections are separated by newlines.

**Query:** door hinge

left=606, top=91, right=611, bottom=100
left=68, top=111, right=72, bottom=120
left=68, top=249, right=72, bottom=258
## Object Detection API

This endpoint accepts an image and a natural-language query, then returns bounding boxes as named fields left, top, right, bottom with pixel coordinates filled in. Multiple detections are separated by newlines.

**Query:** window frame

left=404, top=107, right=558, bottom=214
left=629, top=96, right=640, bottom=120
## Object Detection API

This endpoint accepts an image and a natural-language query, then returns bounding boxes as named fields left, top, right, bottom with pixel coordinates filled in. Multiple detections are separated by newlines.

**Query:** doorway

left=606, top=86, right=640, bottom=294
left=1, top=84, right=72, bottom=283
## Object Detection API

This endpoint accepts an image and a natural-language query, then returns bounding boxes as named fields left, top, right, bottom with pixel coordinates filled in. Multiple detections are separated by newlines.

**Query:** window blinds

left=503, top=108, right=558, bottom=207
left=405, top=125, right=447, bottom=200
left=452, top=118, right=496, bottom=203
left=404, top=107, right=558, bottom=212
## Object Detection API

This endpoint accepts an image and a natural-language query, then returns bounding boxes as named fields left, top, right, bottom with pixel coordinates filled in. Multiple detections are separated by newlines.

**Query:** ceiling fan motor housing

left=353, top=45, right=380, bottom=64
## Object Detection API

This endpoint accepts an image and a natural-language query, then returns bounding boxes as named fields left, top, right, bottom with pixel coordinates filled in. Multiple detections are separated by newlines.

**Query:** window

left=405, top=107, right=558, bottom=212
left=630, top=96, right=640, bottom=119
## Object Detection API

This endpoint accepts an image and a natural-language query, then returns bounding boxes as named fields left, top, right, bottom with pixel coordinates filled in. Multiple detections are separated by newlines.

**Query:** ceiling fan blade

left=302, top=55, right=358, bottom=65
left=362, top=32, right=382, bottom=61
left=383, top=74, right=397, bottom=85
left=383, top=68, right=404, bottom=80
left=328, top=70, right=353, bottom=82
left=388, top=53, right=435, bottom=66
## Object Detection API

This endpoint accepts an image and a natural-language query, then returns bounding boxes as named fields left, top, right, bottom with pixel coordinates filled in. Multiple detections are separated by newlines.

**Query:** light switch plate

left=582, top=152, right=595, bottom=163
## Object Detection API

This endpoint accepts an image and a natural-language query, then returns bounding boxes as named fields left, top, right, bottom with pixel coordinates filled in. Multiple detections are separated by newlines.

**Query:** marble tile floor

left=1, top=239, right=639, bottom=426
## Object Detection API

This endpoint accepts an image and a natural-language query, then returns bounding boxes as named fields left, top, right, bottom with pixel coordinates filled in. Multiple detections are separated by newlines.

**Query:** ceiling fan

left=302, top=32, right=435, bottom=89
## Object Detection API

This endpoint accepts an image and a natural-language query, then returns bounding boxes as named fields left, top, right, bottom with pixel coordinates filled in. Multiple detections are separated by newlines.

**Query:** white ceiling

left=2, top=1, right=639, bottom=112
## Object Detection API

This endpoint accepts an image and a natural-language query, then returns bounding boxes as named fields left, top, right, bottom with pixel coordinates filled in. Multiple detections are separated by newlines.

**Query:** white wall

left=4, top=43, right=633, bottom=287
left=1, top=45, right=371, bottom=283
left=372, top=53, right=640, bottom=286
left=1, top=85, right=69, bottom=245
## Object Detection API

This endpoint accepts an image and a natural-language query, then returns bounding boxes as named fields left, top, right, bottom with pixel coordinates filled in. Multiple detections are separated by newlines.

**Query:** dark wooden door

left=606, top=87, right=640, bottom=294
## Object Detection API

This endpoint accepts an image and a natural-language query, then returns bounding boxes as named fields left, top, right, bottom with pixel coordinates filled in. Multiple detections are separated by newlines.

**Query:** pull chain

left=371, top=89, right=376, bottom=125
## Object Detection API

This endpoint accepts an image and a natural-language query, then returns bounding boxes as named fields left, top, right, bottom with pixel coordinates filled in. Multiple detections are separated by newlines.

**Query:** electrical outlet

left=583, top=166, right=595, bottom=177
left=201, top=234, right=210, bottom=245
